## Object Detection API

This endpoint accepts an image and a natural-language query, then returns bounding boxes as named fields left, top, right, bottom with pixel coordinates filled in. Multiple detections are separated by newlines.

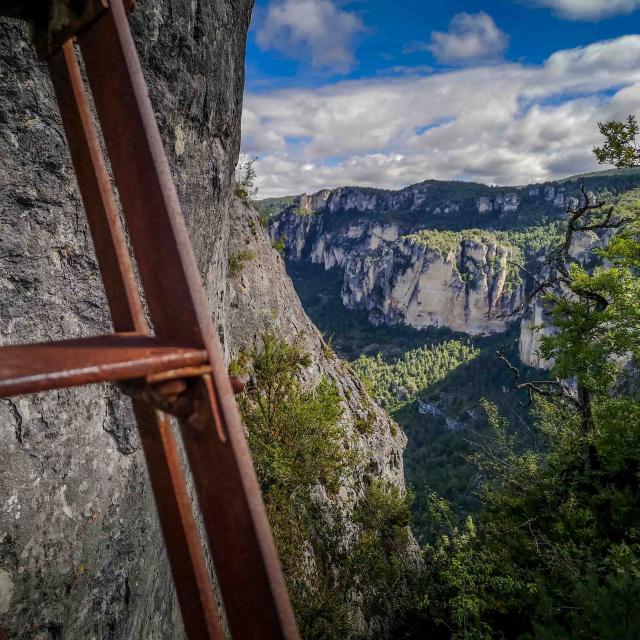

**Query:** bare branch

left=496, top=351, right=581, bottom=409
left=498, top=274, right=558, bottom=319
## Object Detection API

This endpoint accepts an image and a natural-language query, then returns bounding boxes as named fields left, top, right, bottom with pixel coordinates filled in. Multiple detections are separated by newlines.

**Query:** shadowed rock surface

left=0, top=2, right=409, bottom=638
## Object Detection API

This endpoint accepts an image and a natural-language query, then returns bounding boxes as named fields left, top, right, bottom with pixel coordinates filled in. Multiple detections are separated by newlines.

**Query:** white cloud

left=529, top=0, right=640, bottom=20
left=242, top=36, right=640, bottom=197
left=255, top=0, right=363, bottom=73
left=425, top=12, right=509, bottom=65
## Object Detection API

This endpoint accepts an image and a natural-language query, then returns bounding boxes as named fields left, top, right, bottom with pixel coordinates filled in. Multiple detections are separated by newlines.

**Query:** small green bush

left=228, top=249, right=255, bottom=278
left=272, top=236, right=287, bottom=256
left=235, top=158, right=258, bottom=202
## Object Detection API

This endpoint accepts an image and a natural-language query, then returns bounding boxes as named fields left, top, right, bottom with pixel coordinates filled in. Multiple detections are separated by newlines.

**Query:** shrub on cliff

left=234, top=333, right=419, bottom=638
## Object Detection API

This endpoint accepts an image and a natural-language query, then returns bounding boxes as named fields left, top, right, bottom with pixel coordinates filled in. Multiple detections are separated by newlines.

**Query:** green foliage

left=412, top=184, right=640, bottom=638
left=539, top=262, right=640, bottom=394
left=538, top=189, right=640, bottom=400
left=235, top=157, right=259, bottom=201
left=354, top=410, right=377, bottom=435
left=348, top=481, right=419, bottom=620
left=254, top=195, right=297, bottom=219
left=272, top=235, right=287, bottom=255
left=418, top=394, right=640, bottom=639
left=594, top=115, right=640, bottom=168
left=353, top=341, right=479, bottom=409
left=321, top=335, right=336, bottom=359
left=405, top=224, right=563, bottom=288
left=606, top=190, right=640, bottom=266
left=396, top=331, right=541, bottom=540
left=236, top=333, right=420, bottom=638
left=228, top=249, right=255, bottom=278
left=294, top=206, right=315, bottom=217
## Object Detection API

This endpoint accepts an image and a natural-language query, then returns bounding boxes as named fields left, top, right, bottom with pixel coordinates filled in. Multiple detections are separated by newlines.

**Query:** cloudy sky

left=241, top=0, right=640, bottom=197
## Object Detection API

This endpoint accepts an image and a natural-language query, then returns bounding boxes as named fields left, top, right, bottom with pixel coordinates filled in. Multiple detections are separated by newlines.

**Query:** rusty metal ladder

left=0, top=1, right=300, bottom=638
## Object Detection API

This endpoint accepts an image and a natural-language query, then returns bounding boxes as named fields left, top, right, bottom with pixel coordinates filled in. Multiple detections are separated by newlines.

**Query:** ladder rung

left=0, top=334, right=208, bottom=398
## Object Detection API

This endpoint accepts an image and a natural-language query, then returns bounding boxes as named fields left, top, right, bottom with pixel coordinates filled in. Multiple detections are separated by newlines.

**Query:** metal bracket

left=120, top=371, right=245, bottom=420
left=35, top=0, right=108, bottom=57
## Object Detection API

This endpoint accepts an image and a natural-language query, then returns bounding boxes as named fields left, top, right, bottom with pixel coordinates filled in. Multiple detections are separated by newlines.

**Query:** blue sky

left=241, top=0, right=640, bottom=196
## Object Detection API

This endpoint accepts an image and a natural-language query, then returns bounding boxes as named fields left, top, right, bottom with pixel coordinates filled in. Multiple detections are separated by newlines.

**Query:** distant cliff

left=268, top=183, right=548, bottom=337
left=518, top=229, right=611, bottom=369
left=266, top=171, right=640, bottom=353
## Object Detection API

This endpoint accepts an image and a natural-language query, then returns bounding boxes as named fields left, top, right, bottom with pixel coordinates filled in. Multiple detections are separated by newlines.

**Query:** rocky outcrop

left=268, top=179, right=590, bottom=224
left=271, top=210, right=524, bottom=335
left=0, top=3, right=410, bottom=638
left=228, top=198, right=410, bottom=637
left=229, top=199, right=405, bottom=488
left=267, top=181, right=577, bottom=340
left=519, top=294, right=556, bottom=369
left=341, top=236, right=524, bottom=336
left=267, top=176, right=635, bottom=348
left=519, top=230, right=607, bottom=369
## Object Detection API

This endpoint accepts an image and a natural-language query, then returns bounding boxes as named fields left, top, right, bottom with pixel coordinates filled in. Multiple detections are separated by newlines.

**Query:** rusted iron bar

left=178, top=375, right=301, bottom=638
left=0, top=0, right=300, bottom=637
left=47, top=33, right=225, bottom=638
left=133, top=401, right=225, bottom=640
left=78, top=2, right=300, bottom=637
left=0, top=334, right=208, bottom=398
left=79, top=3, right=211, bottom=347
left=48, top=39, right=146, bottom=334
left=36, top=0, right=110, bottom=58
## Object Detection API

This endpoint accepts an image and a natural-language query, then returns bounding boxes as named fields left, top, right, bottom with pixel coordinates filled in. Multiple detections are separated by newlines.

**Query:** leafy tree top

left=593, top=115, right=640, bottom=168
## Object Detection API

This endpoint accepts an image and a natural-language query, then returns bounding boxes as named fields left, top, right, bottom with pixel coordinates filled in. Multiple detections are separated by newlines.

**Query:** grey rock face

left=271, top=211, right=524, bottom=336
left=228, top=199, right=406, bottom=489
left=518, top=230, right=607, bottom=370
left=228, top=198, right=410, bottom=635
left=1, top=3, right=409, bottom=637
left=0, top=1, right=253, bottom=637
left=340, top=236, right=524, bottom=336
left=519, top=294, right=556, bottom=370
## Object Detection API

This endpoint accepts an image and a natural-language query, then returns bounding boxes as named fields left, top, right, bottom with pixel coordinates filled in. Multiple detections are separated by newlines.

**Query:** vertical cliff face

left=0, top=3, right=253, bottom=637
left=271, top=210, right=525, bottom=336
left=0, top=3, right=410, bottom=638
left=518, top=230, right=607, bottom=370
left=228, top=199, right=406, bottom=488
left=519, top=295, right=556, bottom=370
left=341, top=236, right=524, bottom=336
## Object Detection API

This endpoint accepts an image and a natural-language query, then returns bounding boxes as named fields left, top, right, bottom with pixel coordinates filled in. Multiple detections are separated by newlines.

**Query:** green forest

left=352, top=340, right=480, bottom=409
left=248, top=120, right=640, bottom=638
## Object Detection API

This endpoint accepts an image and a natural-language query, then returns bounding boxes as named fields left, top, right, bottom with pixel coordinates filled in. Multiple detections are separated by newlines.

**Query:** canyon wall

left=269, top=183, right=627, bottom=359
left=271, top=212, right=525, bottom=337
left=0, top=3, right=408, bottom=638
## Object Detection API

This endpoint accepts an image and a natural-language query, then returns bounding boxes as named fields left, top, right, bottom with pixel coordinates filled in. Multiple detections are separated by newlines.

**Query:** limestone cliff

left=228, top=198, right=405, bottom=488
left=267, top=178, right=638, bottom=346
left=518, top=230, right=607, bottom=370
left=270, top=211, right=525, bottom=336
left=519, top=294, right=556, bottom=370
left=289, top=181, right=570, bottom=219
left=0, top=3, right=407, bottom=638
left=341, top=235, right=524, bottom=336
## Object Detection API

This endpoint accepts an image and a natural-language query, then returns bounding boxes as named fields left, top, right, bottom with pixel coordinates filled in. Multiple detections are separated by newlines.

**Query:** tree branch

left=496, top=351, right=581, bottom=409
